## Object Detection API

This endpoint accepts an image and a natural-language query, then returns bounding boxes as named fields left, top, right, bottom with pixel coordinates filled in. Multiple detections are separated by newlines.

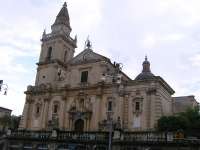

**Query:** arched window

left=47, top=47, right=52, bottom=61
left=36, top=106, right=40, bottom=114
left=107, top=97, right=114, bottom=112
left=53, top=104, right=58, bottom=114
left=35, top=103, right=42, bottom=117
left=108, top=101, right=113, bottom=111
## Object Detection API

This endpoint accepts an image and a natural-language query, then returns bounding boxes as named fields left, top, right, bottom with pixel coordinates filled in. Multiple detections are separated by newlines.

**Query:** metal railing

left=57, top=131, right=109, bottom=141
left=8, top=130, right=52, bottom=140
left=123, top=131, right=173, bottom=142
left=7, top=130, right=109, bottom=142
left=2, top=130, right=200, bottom=150
left=5, top=130, right=200, bottom=144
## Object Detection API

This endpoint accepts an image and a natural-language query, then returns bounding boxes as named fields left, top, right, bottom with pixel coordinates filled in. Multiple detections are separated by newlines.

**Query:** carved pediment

left=68, top=96, right=93, bottom=120
left=68, top=110, right=92, bottom=120
left=70, top=49, right=110, bottom=65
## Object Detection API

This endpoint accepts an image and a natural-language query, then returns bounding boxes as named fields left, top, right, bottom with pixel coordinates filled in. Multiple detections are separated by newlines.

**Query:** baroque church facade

left=20, top=3, right=183, bottom=132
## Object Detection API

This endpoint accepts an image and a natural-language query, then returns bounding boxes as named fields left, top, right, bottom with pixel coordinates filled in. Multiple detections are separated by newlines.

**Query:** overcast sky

left=0, top=0, right=200, bottom=115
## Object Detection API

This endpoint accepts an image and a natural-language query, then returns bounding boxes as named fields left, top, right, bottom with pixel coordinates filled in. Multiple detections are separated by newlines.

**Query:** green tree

left=0, top=115, right=21, bottom=131
left=179, top=107, right=200, bottom=136
left=0, top=115, right=11, bottom=131
left=157, top=116, right=187, bottom=132
left=157, top=107, right=200, bottom=136
left=10, top=115, right=21, bottom=130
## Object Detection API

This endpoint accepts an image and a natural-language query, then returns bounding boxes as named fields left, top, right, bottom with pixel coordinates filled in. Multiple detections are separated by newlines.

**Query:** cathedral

left=19, top=2, right=197, bottom=132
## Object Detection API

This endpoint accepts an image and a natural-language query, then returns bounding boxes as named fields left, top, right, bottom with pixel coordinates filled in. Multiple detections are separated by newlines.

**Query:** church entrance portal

left=74, top=119, right=84, bottom=132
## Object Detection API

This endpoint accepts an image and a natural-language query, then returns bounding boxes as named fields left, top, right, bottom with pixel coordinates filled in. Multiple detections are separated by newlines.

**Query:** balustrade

left=1, top=130, right=200, bottom=150
left=5, top=130, right=200, bottom=145
left=8, top=130, right=109, bottom=142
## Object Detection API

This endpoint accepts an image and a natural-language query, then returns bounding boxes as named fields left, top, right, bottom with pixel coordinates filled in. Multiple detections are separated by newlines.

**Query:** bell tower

left=36, top=2, right=77, bottom=85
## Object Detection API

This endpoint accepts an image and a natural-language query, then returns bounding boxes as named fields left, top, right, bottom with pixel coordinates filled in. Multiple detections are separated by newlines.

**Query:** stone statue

left=86, top=98, right=92, bottom=111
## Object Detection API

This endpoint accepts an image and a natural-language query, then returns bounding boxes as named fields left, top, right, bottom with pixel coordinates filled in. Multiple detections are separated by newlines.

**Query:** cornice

left=41, top=34, right=77, bottom=48
left=36, top=59, right=68, bottom=69
left=127, top=76, right=175, bottom=95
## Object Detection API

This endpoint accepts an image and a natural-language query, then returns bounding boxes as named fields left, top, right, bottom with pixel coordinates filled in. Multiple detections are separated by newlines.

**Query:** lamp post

left=0, top=80, right=8, bottom=95
left=107, top=111, right=113, bottom=150
left=101, top=62, right=123, bottom=150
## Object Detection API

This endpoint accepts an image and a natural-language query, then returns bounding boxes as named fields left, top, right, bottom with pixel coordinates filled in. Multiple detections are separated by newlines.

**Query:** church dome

left=135, top=56, right=155, bottom=80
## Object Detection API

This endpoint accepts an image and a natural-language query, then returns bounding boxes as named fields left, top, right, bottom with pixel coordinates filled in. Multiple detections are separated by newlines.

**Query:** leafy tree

left=157, top=107, right=200, bottom=136
left=10, top=115, right=21, bottom=130
left=157, top=116, right=187, bottom=132
left=0, top=115, right=21, bottom=131
left=0, top=115, right=11, bottom=131
left=179, top=107, right=200, bottom=136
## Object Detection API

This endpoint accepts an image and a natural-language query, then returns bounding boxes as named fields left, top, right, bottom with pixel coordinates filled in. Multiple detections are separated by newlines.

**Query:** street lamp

left=101, top=62, right=123, bottom=150
left=0, top=80, right=8, bottom=95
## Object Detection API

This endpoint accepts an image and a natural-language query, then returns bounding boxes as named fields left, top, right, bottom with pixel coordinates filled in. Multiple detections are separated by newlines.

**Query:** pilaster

left=26, top=98, right=34, bottom=129
left=41, top=98, right=50, bottom=129
left=62, top=94, right=68, bottom=129
left=19, top=97, right=32, bottom=129
left=123, top=94, right=129, bottom=130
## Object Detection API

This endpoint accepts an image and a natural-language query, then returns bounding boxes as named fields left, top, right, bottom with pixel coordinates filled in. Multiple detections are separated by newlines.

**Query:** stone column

left=61, top=96, right=67, bottom=129
left=92, top=95, right=100, bottom=130
left=19, top=98, right=30, bottom=129
left=118, top=96, right=124, bottom=121
left=27, top=99, right=34, bottom=129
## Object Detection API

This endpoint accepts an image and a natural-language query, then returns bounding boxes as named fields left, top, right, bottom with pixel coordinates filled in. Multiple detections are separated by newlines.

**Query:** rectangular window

left=108, top=101, right=112, bottom=111
left=81, top=71, right=88, bottom=83
left=135, top=102, right=140, bottom=111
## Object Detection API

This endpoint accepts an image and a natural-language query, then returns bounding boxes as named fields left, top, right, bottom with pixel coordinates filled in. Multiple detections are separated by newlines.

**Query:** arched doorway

left=74, top=119, right=84, bottom=132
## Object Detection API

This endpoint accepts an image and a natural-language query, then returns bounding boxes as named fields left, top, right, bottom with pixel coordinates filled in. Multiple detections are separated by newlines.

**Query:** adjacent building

left=0, top=107, right=12, bottom=118
left=0, top=107, right=12, bottom=130
left=172, top=95, right=199, bottom=114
